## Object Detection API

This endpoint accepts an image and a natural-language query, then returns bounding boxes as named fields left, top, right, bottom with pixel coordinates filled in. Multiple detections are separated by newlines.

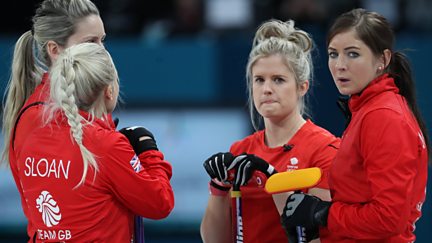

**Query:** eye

left=328, top=51, right=338, bottom=59
left=85, top=39, right=96, bottom=43
left=274, top=77, right=285, bottom=83
left=254, top=77, right=264, bottom=83
left=348, top=52, right=359, bottom=58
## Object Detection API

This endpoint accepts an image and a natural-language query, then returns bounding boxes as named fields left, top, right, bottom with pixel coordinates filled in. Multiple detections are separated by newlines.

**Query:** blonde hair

left=245, top=19, right=314, bottom=130
left=46, top=43, right=118, bottom=186
left=2, top=0, right=100, bottom=165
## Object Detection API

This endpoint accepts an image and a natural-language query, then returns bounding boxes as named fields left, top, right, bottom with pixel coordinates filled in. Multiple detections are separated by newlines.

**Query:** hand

left=119, top=126, right=158, bottom=155
left=281, top=192, right=331, bottom=231
left=203, top=152, right=236, bottom=184
left=233, top=154, right=277, bottom=188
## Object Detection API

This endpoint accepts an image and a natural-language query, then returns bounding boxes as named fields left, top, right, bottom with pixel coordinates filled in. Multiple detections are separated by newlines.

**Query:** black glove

left=119, top=126, right=158, bottom=155
left=281, top=192, right=331, bottom=232
left=284, top=225, right=319, bottom=243
left=203, top=152, right=236, bottom=184
left=233, top=154, right=277, bottom=188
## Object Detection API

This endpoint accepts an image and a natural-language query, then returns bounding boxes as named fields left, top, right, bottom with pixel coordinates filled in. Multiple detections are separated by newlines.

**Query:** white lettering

left=36, top=229, right=72, bottom=241
left=37, top=158, right=48, bottom=177
left=43, top=230, right=55, bottom=239
left=49, top=159, right=58, bottom=178
left=24, top=157, right=32, bottom=176
left=236, top=206, right=243, bottom=242
left=58, top=230, right=72, bottom=240
left=24, top=157, right=71, bottom=180
left=58, top=160, right=71, bottom=180
left=236, top=218, right=243, bottom=242
left=299, top=226, right=306, bottom=242
left=31, top=158, right=37, bottom=176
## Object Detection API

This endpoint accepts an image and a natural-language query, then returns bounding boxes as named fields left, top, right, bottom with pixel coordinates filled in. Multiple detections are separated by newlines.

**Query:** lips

left=262, top=100, right=275, bottom=104
left=337, top=77, right=350, bottom=82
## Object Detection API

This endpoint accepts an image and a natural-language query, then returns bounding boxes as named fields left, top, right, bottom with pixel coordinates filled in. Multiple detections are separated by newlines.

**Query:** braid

left=45, top=43, right=118, bottom=186
left=50, top=48, right=98, bottom=186
left=60, top=57, right=83, bottom=143
left=2, top=0, right=101, bottom=165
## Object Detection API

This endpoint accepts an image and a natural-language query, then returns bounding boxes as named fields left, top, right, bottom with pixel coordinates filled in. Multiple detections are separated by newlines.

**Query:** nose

left=262, top=80, right=273, bottom=94
left=334, top=56, right=347, bottom=71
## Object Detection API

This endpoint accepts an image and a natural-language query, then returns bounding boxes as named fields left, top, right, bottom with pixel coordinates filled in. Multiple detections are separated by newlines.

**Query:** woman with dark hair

left=280, top=8, right=429, bottom=242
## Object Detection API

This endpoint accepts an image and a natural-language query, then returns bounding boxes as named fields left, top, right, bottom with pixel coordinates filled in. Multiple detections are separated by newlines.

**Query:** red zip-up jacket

left=230, top=120, right=340, bottom=242
left=10, top=74, right=174, bottom=242
left=328, top=74, right=428, bottom=242
left=9, top=73, right=54, bottom=241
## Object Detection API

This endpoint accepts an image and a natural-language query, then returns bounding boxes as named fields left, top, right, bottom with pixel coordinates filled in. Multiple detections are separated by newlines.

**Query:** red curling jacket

left=230, top=120, right=340, bottom=242
left=328, top=74, right=428, bottom=242
left=10, top=74, right=174, bottom=242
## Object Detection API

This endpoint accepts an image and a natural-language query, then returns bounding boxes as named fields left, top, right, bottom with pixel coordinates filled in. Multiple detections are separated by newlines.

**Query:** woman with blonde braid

left=14, top=43, right=174, bottom=242
left=2, top=0, right=109, bottom=165
left=1, top=1, right=118, bottom=240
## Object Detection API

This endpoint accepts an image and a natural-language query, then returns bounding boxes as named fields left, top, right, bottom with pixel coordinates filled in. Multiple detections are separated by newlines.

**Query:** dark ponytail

left=389, top=52, right=430, bottom=158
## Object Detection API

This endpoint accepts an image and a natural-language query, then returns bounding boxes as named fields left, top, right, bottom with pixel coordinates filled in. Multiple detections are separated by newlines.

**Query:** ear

left=381, top=49, right=392, bottom=69
left=46, top=40, right=63, bottom=63
left=298, top=80, right=309, bottom=97
left=104, top=84, right=113, bottom=100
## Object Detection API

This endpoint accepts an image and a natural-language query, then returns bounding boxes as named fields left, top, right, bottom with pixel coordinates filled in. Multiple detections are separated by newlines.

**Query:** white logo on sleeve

left=36, top=191, right=62, bottom=227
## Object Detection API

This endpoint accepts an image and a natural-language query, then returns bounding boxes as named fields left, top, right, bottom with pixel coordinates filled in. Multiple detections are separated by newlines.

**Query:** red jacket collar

left=349, top=73, right=399, bottom=112
left=52, top=110, right=115, bottom=131
left=79, top=111, right=115, bottom=131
